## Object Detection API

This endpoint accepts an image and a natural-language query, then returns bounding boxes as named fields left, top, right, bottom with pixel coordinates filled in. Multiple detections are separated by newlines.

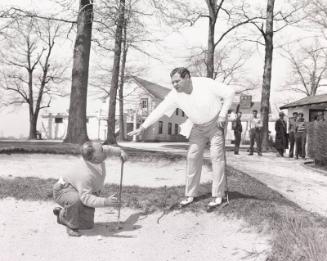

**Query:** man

left=275, top=112, right=288, bottom=157
left=128, top=67, right=235, bottom=208
left=288, top=112, right=298, bottom=158
left=232, top=111, right=243, bottom=155
left=248, top=110, right=263, bottom=156
left=295, top=113, right=306, bottom=159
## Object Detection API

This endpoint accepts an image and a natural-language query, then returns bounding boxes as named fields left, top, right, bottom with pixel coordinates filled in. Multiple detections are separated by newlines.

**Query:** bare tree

left=0, top=18, right=66, bottom=139
left=151, top=0, right=260, bottom=78
left=91, top=0, right=156, bottom=144
left=104, top=0, right=126, bottom=145
left=64, top=0, right=93, bottom=144
left=186, top=43, right=257, bottom=93
left=282, top=42, right=327, bottom=96
left=247, top=0, right=307, bottom=151
left=307, top=0, right=327, bottom=35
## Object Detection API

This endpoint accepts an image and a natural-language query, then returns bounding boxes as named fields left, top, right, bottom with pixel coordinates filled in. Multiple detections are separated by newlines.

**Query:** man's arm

left=212, top=82, right=235, bottom=128
left=103, top=145, right=128, bottom=162
left=213, top=82, right=235, bottom=119
left=128, top=92, right=176, bottom=136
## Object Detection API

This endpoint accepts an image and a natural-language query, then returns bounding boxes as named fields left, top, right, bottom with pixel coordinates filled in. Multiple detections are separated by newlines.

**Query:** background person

left=232, top=111, right=243, bottom=155
left=248, top=110, right=263, bottom=156
left=295, top=113, right=306, bottom=159
left=128, top=67, right=235, bottom=208
left=52, top=141, right=128, bottom=237
left=288, top=112, right=298, bottom=158
left=275, top=111, right=288, bottom=157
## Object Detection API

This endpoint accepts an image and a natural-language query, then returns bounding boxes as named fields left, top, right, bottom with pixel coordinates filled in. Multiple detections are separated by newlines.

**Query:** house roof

left=280, top=94, right=327, bottom=109
left=131, top=76, right=170, bottom=100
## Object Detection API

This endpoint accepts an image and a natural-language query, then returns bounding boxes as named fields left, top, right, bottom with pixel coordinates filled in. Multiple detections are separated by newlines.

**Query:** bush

left=307, top=121, right=327, bottom=165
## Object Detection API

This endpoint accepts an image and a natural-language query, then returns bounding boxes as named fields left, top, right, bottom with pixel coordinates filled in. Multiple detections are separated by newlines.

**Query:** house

left=280, top=94, right=327, bottom=122
left=123, top=76, right=187, bottom=141
left=40, top=76, right=188, bottom=142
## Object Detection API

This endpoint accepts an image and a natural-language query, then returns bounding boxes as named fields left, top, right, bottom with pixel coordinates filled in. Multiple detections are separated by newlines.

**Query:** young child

left=52, top=141, right=128, bottom=237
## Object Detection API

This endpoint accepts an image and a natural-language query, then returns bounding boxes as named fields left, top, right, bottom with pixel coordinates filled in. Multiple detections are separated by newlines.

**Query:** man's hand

left=127, top=126, right=145, bottom=137
left=217, top=116, right=226, bottom=129
left=120, top=149, right=128, bottom=162
left=104, top=193, right=122, bottom=207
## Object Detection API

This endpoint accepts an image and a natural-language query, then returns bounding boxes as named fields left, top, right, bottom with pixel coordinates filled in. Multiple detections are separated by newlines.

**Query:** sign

left=240, top=95, right=252, bottom=109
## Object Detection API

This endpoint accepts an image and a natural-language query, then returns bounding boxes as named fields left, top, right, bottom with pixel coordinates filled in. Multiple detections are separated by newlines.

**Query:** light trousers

left=185, top=119, right=226, bottom=198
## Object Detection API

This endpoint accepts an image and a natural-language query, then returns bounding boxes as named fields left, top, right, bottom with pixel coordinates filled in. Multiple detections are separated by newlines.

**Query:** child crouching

left=52, top=141, right=128, bottom=237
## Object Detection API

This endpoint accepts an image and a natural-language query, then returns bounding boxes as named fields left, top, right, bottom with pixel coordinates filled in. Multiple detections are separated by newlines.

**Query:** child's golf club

left=116, top=159, right=124, bottom=230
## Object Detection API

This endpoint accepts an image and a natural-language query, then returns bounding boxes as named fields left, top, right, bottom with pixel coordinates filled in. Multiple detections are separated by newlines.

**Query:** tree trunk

left=29, top=112, right=37, bottom=139
left=105, top=0, right=125, bottom=145
left=260, top=0, right=275, bottom=151
left=64, top=0, right=93, bottom=144
left=118, top=26, right=128, bottom=141
left=206, top=19, right=215, bottom=79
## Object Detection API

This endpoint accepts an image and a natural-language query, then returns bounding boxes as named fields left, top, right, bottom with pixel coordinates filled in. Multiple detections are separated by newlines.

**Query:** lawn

left=0, top=142, right=327, bottom=260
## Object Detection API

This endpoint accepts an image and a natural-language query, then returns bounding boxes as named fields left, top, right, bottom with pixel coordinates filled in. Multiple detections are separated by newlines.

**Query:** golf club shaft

left=117, top=159, right=124, bottom=224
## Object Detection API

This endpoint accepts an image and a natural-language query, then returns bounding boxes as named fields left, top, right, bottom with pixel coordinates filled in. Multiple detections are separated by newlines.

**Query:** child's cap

left=81, top=141, right=106, bottom=164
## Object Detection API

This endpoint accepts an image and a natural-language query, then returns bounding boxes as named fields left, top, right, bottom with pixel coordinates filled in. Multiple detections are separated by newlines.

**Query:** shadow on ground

left=82, top=212, right=148, bottom=238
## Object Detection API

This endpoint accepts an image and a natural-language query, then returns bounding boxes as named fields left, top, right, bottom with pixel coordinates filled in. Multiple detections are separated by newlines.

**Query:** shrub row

left=307, top=121, right=327, bottom=165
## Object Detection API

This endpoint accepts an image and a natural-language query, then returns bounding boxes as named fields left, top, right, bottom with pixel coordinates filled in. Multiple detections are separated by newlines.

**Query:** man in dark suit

left=232, top=112, right=243, bottom=155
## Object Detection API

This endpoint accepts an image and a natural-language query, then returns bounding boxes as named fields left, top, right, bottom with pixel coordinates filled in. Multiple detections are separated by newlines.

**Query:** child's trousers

left=53, top=182, right=95, bottom=230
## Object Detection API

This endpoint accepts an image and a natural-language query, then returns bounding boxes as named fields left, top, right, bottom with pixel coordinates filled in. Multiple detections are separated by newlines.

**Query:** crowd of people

left=232, top=110, right=325, bottom=159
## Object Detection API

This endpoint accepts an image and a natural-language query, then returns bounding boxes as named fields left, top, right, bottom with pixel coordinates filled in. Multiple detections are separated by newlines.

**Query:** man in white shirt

left=248, top=110, right=263, bottom=156
left=128, top=67, right=235, bottom=208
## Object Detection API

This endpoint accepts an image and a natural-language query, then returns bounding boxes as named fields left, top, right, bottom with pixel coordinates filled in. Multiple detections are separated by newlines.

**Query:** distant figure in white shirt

left=128, top=67, right=235, bottom=208
left=248, top=110, right=263, bottom=156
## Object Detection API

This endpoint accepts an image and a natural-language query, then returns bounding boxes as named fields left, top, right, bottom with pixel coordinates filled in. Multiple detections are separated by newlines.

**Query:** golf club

left=116, top=158, right=124, bottom=230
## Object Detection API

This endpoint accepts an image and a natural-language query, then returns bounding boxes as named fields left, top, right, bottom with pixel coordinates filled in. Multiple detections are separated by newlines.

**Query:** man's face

left=252, top=111, right=257, bottom=118
left=293, top=113, right=298, bottom=119
left=237, top=112, right=242, bottom=119
left=171, top=73, right=190, bottom=93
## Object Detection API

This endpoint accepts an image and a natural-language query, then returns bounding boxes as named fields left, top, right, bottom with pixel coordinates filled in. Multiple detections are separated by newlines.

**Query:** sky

left=0, top=0, right=325, bottom=137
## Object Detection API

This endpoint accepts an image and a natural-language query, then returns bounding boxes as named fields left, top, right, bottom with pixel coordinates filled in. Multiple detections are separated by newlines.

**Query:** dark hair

left=252, top=110, right=258, bottom=113
left=299, top=113, right=304, bottom=117
left=170, top=67, right=191, bottom=78
left=293, top=112, right=298, bottom=115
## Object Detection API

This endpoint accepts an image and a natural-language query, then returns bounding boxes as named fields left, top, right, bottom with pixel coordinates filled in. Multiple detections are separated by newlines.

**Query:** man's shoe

left=179, top=197, right=194, bottom=207
left=248, top=153, right=253, bottom=156
left=53, top=207, right=62, bottom=224
left=208, top=197, right=222, bottom=208
left=258, top=152, right=262, bottom=156
left=66, top=227, right=81, bottom=237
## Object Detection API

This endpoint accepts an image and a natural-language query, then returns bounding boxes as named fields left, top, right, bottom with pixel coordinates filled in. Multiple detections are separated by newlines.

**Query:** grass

left=1, top=143, right=327, bottom=260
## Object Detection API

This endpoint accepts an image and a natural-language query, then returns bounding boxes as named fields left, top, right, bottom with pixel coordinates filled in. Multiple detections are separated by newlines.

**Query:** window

left=55, top=117, right=63, bottom=124
left=158, top=121, right=163, bottom=134
left=168, top=122, right=172, bottom=135
left=175, top=108, right=179, bottom=115
left=181, top=110, right=185, bottom=117
left=141, top=98, right=148, bottom=109
left=175, top=124, right=179, bottom=135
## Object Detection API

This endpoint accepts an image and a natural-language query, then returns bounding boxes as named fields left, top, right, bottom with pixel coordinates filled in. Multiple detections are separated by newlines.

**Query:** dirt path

left=0, top=198, right=269, bottom=261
